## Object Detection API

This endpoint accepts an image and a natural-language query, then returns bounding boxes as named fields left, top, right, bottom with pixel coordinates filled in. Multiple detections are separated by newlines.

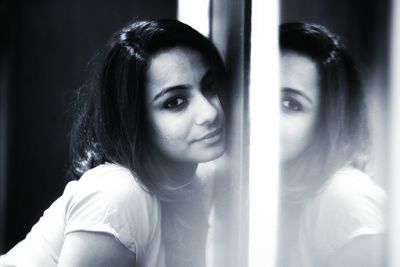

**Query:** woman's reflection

left=279, top=22, right=385, bottom=267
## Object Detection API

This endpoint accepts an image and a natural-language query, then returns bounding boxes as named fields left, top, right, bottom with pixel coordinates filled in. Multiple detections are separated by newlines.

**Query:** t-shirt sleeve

left=302, top=168, right=386, bottom=260
left=63, top=165, right=160, bottom=257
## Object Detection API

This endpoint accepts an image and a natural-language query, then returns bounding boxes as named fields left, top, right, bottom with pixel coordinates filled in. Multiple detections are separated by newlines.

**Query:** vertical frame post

left=248, top=0, right=280, bottom=266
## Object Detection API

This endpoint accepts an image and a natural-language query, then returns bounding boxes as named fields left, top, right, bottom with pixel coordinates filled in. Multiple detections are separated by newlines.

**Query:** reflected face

left=146, top=47, right=225, bottom=164
left=280, top=51, right=320, bottom=163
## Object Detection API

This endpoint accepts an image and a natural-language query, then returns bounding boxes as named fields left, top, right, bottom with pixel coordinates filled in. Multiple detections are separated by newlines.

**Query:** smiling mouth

left=195, top=127, right=224, bottom=144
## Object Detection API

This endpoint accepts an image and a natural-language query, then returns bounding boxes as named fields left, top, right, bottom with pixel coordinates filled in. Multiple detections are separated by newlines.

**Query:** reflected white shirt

left=292, top=167, right=385, bottom=266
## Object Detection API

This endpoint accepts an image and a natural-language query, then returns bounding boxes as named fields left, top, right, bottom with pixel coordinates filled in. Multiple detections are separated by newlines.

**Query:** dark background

left=281, top=0, right=391, bottom=73
left=0, top=0, right=177, bottom=252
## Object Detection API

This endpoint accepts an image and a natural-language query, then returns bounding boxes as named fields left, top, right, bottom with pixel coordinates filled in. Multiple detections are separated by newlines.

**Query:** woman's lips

left=194, top=127, right=223, bottom=144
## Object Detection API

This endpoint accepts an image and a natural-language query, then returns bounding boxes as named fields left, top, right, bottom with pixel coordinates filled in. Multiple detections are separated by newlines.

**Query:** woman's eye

left=281, top=98, right=303, bottom=112
left=164, top=96, right=187, bottom=110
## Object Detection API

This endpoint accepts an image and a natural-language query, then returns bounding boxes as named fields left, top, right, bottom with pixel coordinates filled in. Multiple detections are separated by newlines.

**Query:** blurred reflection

left=278, top=22, right=385, bottom=267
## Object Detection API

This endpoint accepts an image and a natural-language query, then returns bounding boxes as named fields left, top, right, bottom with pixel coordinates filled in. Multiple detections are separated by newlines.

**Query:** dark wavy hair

left=280, top=22, right=369, bottom=199
left=68, top=19, right=226, bottom=199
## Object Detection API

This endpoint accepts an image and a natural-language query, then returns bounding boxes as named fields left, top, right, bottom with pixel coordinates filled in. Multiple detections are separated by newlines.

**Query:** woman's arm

left=325, top=234, right=383, bottom=267
left=58, top=231, right=136, bottom=267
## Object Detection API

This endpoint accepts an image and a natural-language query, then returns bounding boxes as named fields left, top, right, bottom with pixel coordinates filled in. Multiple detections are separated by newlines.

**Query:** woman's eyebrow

left=153, top=69, right=213, bottom=102
left=282, top=87, right=313, bottom=104
left=152, top=85, right=189, bottom=102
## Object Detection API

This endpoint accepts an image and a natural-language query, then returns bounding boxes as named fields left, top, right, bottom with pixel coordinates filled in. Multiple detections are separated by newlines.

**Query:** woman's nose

left=194, top=94, right=220, bottom=126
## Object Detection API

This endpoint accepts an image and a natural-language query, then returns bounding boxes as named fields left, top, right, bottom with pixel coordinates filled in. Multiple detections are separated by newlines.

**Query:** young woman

left=279, top=22, right=385, bottom=267
left=0, top=19, right=227, bottom=267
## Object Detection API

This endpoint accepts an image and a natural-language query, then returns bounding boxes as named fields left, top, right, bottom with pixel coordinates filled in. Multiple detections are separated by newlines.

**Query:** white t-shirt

left=286, top=167, right=385, bottom=267
left=0, top=163, right=165, bottom=267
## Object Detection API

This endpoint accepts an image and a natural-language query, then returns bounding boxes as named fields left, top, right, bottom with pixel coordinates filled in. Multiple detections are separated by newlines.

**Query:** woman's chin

left=197, top=145, right=226, bottom=163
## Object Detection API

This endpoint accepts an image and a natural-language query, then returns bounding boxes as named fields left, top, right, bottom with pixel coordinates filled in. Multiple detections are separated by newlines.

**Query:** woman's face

left=280, top=51, right=321, bottom=164
left=146, top=47, right=225, bottom=164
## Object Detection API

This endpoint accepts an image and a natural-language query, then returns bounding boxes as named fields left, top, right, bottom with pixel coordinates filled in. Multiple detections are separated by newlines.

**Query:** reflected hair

left=68, top=19, right=226, bottom=200
left=280, top=22, right=369, bottom=198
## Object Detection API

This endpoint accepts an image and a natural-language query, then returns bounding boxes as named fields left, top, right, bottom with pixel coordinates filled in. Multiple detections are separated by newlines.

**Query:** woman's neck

left=165, top=160, right=198, bottom=186
left=151, top=150, right=198, bottom=187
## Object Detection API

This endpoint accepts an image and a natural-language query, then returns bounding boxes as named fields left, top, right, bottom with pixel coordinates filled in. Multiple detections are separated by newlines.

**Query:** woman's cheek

left=151, top=113, right=192, bottom=147
left=280, top=114, right=315, bottom=162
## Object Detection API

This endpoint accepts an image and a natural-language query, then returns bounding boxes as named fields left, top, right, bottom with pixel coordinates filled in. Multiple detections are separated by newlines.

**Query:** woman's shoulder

left=80, top=162, right=141, bottom=185
left=307, top=167, right=386, bottom=217
left=318, top=167, right=386, bottom=203
left=65, top=163, right=160, bottom=219
left=72, top=163, right=156, bottom=202
left=304, top=166, right=385, bottom=227
left=64, top=163, right=161, bottom=255
left=303, top=166, right=386, bottom=222
left=302, top=166, right=386, bottom=260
